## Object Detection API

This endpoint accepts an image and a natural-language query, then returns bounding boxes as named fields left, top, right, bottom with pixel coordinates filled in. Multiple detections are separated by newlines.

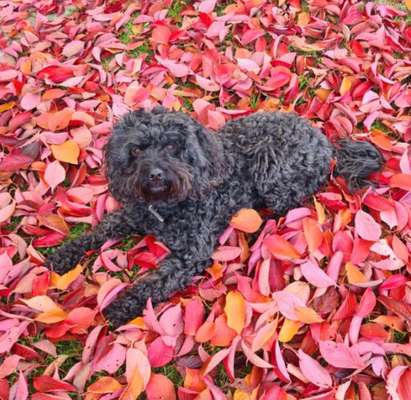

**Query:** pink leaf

left=241, top=341, right=272, bottom=368
left=20, top=93, right=41, bottom=111
left=319, top=341, right=365, bottom=369
left=198, top=0, right=217, bottom=13
left=184, top=298, right=205, bottom=336
left=159, top=305, right=183, bottom=337
left=298, top=349, right=332, bottom=388
left=300, top=258, right=335, bottom=288
left=44, top=160, right=65, bottom=191
left=10, top=371, right=28, bottom=400
left=212, top=246, right=241, bottom=262
left=203, top=348, right=231, bottom=375
left=355, top=210, right=381, bottom=241
left=356, top=288, right=376, bottom=317
left=147, top=337, right=174, bottom=368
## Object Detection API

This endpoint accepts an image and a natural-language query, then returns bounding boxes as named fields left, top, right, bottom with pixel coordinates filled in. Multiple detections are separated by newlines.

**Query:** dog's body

left=48, top=108, right=383, bottom=327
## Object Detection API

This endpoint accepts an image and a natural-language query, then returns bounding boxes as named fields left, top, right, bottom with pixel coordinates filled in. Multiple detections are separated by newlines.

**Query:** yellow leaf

left=224, top=291, right=246, bottom=335
left=313, top=196, right=326, bottom=224
left=340, top=76, right=353, bottom=96
left=231, top=208, right=263, bottom=233
left=295, top=306, right=323, bottom=324
left=279, top=319, right=301, bottom=343
left=120, top=368, right=144, bottom=400
left=87, top=377, right=123, bottom=394
left=35, top=309, right=68, bottom=324
left=51, top=264, right=84, bottom=290
left=315, top=88, right=331, bottom=102
left=345, top=262, right=367, bottom=284
left=0, top=102, right=15, bottom=113
left=129, top=316, right=146, bottom=329
left=21, top=295, right=63, bottom=313
left=51, top=140, right=80, bottom=165
left=297, top=12, right=310, bottom=27
left=234, top=389, right=253, bottom=400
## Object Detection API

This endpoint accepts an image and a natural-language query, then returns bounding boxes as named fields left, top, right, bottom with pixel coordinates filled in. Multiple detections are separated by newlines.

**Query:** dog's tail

left=333, top=139, right=383, bottom=190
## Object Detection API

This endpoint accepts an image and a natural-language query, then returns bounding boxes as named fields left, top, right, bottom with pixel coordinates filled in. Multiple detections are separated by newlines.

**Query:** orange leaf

left=224, top=291, right=246, bottom=334
left=0, top=102, right=15, bottom=113
left=120, top=368, right=144, bottom=400
left=315, top=88, right=331, bottom=102
left=297, top=11, right=310, bottom=26
left=345, top=262, right=367, bottom=284
left=373, top=315, right=404, bottom=331
left=370, top=130, right=393, bottom=151
left=230, top=208, right=263, bottom=233
left=51, top=140, right=80, bottom=165
left=21, top=59, right=32, bottom=75
left=146, top=374, right=176, bottom=400
left=184, top=368, right=206, bottom=391
left=42, top=88, right=66, bottom=101
left=302, top=217, right=323, bottom=253
left=210, top=314, right=237, bottom=347
left=340, top=76, right=353, bottom=95
left=51, top=264, right=83, bottom=290
left=195, top=321, right=215, bottom=343
left=390, top=174, right=411, bottom=191
left=264, top=234, right=301, bottom=260
left=279, top=319, right=301, bottom=343
left=35, top=309, right=68, bottom=324
left=37, top=108, right=73, bottom=131
left=406, top=0, right=411, bottom=11
left=87, top=377, right=123, bottom=394
left=295, top=307, right=323, bottom=324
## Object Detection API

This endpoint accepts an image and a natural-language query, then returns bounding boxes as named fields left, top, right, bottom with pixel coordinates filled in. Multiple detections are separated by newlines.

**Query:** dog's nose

left=149, top=168, right=164, bottom=181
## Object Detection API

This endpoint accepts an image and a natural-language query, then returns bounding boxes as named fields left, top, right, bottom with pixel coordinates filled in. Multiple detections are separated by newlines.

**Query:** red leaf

left=37, top=65, right=74, bottom=83
left=33, top=376, right=76, bottom=392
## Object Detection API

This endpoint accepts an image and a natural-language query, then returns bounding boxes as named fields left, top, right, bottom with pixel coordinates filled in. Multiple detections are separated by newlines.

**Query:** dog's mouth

left=140, top=181, right=171, bottom=201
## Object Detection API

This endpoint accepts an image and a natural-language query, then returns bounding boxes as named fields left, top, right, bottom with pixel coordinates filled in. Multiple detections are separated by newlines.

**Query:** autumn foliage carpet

left=0, top=0, right=411, bottom=398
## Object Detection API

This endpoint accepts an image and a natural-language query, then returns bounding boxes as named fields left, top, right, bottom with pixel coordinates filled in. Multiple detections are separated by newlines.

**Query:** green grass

left=153, top=364, right=183, bottom=386
left=128, top=42, right=154, bottom=59
left=374, top=0, right=407, bottom=12
left=63, top=5, right=78, bottom=16
left=393, top=330, right=408, bottom=344
left=182, top=97, right=194, bottom=111
left=167, top=0, right=190, bottom=20
left=4, top=216, right=22, bottom=232
left=119, top=21, right=135, bottom=44
left=250, top=93, right=260, bottom=110
left=68, top=223, right=90, bottom=241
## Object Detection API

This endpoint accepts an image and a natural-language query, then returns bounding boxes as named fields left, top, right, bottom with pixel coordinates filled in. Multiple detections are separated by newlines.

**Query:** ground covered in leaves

left=0, top=0, right=411, bottom=398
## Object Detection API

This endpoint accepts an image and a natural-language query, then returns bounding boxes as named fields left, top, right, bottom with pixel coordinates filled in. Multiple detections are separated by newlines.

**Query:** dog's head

left=105, top=107, right=224, bottom=205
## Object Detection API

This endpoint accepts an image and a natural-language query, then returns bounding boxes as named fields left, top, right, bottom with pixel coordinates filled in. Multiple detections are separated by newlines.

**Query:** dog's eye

left=164, top=143, right=177, bottom=153
left=130, top=146, right=143, bottom=156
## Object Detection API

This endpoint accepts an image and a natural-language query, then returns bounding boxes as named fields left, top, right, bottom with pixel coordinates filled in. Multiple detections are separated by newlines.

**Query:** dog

left=47, top=107, right=383, bottom=328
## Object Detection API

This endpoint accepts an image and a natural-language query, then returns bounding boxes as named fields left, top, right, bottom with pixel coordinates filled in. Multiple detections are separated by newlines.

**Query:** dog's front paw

left=46, top=244, right=83, bottom=275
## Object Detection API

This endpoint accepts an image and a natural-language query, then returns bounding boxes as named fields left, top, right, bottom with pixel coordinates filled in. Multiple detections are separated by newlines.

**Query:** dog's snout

left=149, top=168, right=164, bottom=181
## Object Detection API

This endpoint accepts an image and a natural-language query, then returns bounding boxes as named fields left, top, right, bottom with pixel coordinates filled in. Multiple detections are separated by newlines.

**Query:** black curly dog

left=47, top=108, right=383, bottom=327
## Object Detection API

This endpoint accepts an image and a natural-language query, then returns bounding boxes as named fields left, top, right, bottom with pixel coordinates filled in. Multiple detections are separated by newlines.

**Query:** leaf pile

left=0, top=0, right=411, bottom=398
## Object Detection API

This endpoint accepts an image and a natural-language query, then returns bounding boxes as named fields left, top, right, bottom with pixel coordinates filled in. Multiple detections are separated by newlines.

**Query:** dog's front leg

left=47, top=207, right=143, bottom=275
left=102, top=248, right=212, bottom=328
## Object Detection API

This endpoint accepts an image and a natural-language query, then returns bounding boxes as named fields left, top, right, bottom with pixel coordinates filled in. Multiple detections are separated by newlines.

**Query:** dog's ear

left=185, top=124, right=225, bottom=198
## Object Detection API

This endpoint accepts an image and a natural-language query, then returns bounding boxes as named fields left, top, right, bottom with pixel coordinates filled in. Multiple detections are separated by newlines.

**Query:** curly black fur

left=47, top=108, right=383, bottom=328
